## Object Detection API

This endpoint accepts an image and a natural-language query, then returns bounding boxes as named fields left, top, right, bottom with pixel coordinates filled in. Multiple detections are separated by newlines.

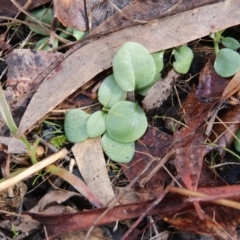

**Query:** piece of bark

left=142, top=69, right=179, bottom=111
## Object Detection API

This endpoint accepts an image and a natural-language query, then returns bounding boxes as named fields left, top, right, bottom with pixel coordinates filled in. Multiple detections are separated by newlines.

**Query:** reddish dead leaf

left=53, top=0, right=88, bottom=31
left=195, top=55, right=228, bottom=100
left=28, top=196, right=192, bottom=239
left=164, top=206, right=239, bottom=240
left=27, top=161, right=234, bottom=239
left=16, top=1, right=240, bottom=136
left=173, top=57, right=228, bottom=194
left=0, top=38, right=11, bottom=51
left=210, top=106, right=240, bottom=157
left=121, top=126, right=173, bottom=200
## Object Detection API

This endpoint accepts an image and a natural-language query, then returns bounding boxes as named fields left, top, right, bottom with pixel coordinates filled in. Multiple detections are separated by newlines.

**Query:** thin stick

left=167, top=186, right=240, bottom=210
left=0, top=148, right=68, bottom=192
left=139, top=149, right=175, bottom=187
left=122, top=179, right=176, bottom=240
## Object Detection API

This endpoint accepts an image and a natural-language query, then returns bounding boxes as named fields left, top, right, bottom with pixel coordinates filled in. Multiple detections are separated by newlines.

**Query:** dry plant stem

left=122, top=179, right=176, bottom=240
left=167, top=186, right=240, bottom=210
left=5, top=154, right=14, bottom=198
left=139, top=149, right=176, bottom=187
left=49, top=16, right=58, bottom=47
left=147, top=216, right=159, bottom=237
left=189, top=191, right=240, bottom=202
left=8, top=0, right=69, bottom=45
left=215, top=115, right=240, bottom=143
left=10, top=0, right=50, bottom=34
left=4, top=0, right=32, bottom=45
left=0, top=148, right=68, bottom=192
left=205, top=101, right=224, bottom=136
left=0, top=209, right=29, bottom=217
left=211, top=162, right=240, bottom=168
left=84, top=158, right=157, bottom=240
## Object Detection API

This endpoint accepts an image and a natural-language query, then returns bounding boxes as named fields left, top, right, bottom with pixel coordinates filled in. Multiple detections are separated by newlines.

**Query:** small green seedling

left=214, top=48, right=240, bottom=78
left=98, top=74, right=127, bottom=108
left=102, top=133, right=135, bottom=163
left=65, top=42, right=155, bottom=162
left=26, top=8, right=88, bottom=50
left=221, top=36, right=240, bottom=50
left=172, top=45, right=194, bottom=74
left=64, top=109, right=90, bottom=143
left=138, top=51, right=164, bottom=95
left=106, top=101, right=147, bottom=143
left=234, top=130, right=240, bottom=152
left=26, top=8, right=54, bottom=36
left=87, top=110, right=106, bottom=138
left=64, top=41, right=193, bottom=163
left=112, top=42, right=157, bottom=91
left=11, top=224, right=19, bottom=238
left=210, top=31, right=240, bottom=77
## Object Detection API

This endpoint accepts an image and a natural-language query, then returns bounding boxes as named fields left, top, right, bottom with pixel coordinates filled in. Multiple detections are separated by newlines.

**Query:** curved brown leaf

left=17, top=0, right=240, bottom=136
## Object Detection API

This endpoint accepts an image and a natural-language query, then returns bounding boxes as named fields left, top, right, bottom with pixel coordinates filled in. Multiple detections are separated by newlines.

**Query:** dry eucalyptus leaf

left=142, top=69, right=180, bottom=111
left=72, top=137, right=115, bottom=206
left=89, top=0, right=223, bottom=37
left=17, top=1, right=240, bottom=136
left=53, top=0, right=88, bottom=31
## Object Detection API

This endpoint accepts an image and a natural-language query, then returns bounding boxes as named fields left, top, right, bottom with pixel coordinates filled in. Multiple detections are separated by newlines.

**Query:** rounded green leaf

left=26, top=9, right=53, bottom=36
left=87, top=111, right=106, bottom=138
left=72, top=29, right=88, bottom=41
left=106, top=101, right=147, bottom=143
left=102, top=133, right=135, bottom=163
left=59, top=27, right=73, bottom=39
left=138, top=73, right=161, bottom=96
left=172, top=46, right=193, bottom=74
left=35, top=37, right=58, bottom=50
left=98, top=75, right=127, bottom=108
left=152, top=51, right=164, bottom=73
left=113, top=42, right=156, bottom=91
left=221, top=37, right=240, bottom=50
left=234, top=130, right=240, bottom=152
left=214, top=48, right=240, bottom=77
left=64, top=109, right=90, bottom=143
